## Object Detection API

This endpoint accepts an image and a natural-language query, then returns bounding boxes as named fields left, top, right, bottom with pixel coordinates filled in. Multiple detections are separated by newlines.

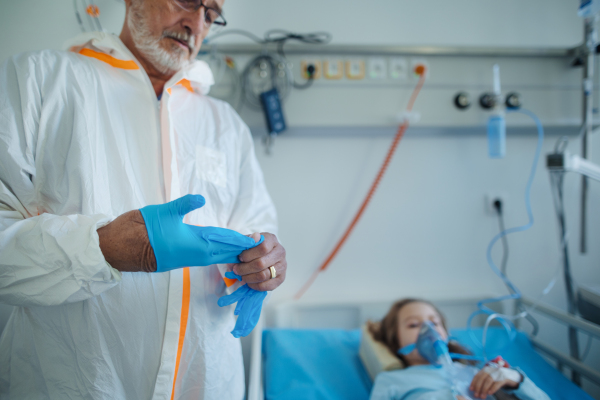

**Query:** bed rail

left=528, top=336, right=600, bottom=386
left=248, top=315, right=264, bottom=400
left=519, top=296, right=600, bottom=386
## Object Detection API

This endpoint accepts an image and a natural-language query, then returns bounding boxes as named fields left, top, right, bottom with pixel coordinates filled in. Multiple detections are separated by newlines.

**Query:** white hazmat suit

left=0, top=32, right=277, bottom=400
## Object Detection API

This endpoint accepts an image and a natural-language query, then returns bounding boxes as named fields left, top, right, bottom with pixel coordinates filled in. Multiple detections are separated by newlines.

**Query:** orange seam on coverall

left=171, top=267, right=191, bottom=400
left=166, top=80, right=194, bottom=96
left=223, top=276, right=238, bottom=287
left=78, top=48, right=139, bottom=70
left=176, top=79, right=194, bottom=93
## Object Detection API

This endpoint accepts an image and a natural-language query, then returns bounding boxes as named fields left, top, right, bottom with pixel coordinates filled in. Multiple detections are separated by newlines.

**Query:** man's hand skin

left=97, top=206, right=283, bottom=279
left=97, top=210, right=157, bottom=272
left=233, top=232, right=286, bottom=291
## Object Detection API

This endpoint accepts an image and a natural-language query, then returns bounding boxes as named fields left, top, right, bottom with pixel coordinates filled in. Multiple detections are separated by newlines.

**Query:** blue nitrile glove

left=139, top=194, right=264, bottom=273
left=218, top=271, right=268, bottom=338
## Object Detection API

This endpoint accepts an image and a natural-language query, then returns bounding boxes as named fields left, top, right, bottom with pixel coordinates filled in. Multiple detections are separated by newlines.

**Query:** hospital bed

left=247, top=298, right=598, bottom=400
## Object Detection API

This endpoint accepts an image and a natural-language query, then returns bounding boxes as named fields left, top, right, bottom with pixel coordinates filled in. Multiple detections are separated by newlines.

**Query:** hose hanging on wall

left=204, top=29, right=332, bottom=100
left=73, top=0, right=104, bottom=32
left=294, top=66, right=428, bottom=300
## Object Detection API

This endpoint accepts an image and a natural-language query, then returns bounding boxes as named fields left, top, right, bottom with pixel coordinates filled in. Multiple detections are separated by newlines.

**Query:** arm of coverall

left=0, top=55, right=121, bottom=307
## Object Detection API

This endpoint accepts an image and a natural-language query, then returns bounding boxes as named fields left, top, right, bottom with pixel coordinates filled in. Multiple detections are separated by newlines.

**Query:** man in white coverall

left=0, top=0, right=287, bottom=398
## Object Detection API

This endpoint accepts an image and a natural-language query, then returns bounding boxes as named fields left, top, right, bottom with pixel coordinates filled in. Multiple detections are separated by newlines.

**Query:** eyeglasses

left=173, top=0, right=227, bottom=27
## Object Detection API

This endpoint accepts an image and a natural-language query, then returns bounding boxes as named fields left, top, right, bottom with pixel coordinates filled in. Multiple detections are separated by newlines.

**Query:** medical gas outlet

left=505, top=93, right=522, bottom=109
left=454, top=92, right=471, bottom=110
left=411, top=60, right=429, bottom=80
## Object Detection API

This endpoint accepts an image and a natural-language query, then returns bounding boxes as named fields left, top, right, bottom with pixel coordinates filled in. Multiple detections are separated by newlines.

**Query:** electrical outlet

left=389, top=57, right=408, bottom=80
left=345, top=59, right=366, bottom=80
left=485, top=193, right=508, bottom=215
left=323, top=59, right=343, bottom=80
left=300, top=60, right=321, bottom=80
left=368, top=58, right=387, bottom=79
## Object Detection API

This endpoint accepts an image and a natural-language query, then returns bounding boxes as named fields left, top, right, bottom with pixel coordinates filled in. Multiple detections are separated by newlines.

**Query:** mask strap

left=398, top=343, right=416, bottom=356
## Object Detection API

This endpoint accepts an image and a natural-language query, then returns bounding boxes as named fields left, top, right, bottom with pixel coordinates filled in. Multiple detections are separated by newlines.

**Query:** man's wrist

left=97, top=210, right=157, bottom=272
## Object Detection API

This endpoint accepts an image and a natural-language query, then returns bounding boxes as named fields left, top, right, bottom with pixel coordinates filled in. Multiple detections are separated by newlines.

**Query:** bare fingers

left=233, top=232, right=287, bottom=291
left=248, top=265, right=286, bottom=291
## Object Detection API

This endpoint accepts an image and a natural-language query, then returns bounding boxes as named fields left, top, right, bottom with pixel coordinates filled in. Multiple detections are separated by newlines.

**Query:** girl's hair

left=367, top=298, right=475, bottom=366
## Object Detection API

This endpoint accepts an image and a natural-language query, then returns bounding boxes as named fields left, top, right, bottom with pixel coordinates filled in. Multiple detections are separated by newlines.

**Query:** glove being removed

left=140, top=194, right=263, bottom=273
left=218, top=271, right=268, bottom=338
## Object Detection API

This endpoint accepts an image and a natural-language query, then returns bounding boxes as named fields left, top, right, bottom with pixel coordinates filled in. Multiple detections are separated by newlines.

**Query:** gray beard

left=127, top=3, right=192, bottom=75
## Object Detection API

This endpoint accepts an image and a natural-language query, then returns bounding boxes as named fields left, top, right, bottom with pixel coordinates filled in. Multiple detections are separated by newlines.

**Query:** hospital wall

left=0, top=0, right=586, bottom=63
left=1, top=0, right=600, bottom=397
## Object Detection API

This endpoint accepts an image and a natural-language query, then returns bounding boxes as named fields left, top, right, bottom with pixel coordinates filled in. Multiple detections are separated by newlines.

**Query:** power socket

left=485, top=193, right=507, bottom=215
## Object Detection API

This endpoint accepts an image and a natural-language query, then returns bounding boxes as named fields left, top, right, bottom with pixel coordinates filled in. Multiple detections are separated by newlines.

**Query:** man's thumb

left=173, top=194, right=206, bottom=219
left=246, top=232, right=262, bottom=243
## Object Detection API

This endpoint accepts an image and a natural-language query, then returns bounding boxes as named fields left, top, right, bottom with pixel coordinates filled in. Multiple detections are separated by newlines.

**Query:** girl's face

left=397, top=302, right=448, bottom=366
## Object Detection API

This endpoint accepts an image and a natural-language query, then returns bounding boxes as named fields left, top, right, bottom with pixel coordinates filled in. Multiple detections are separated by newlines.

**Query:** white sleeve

left=0, top=55, right=121, bottom=307
left=227, top=108, right=278, bottom=237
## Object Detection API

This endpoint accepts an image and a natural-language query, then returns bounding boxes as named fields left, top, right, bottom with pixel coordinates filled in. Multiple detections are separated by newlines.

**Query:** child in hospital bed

left=367, top=299, right=550, bottom=400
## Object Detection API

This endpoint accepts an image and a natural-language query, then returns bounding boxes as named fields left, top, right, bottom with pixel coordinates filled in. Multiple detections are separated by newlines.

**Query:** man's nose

left=182, top=7, right=206, bottom=37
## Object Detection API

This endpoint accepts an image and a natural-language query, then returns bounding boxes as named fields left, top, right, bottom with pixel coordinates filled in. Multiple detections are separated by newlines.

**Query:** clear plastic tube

left=467, top=109, right=550, bottom=357
left=487, top=114, right=506, bottom=158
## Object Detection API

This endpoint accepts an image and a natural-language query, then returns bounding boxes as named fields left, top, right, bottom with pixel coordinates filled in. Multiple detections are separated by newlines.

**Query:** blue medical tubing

left=139, top=194, right=264, bottom=272
left=467, top=109, right=545, bottom=356
left=218, top=271, right=268, bottom=338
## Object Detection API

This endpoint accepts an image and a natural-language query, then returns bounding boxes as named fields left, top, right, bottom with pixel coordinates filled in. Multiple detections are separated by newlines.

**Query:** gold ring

left=269, top=266, right=276, bottom=279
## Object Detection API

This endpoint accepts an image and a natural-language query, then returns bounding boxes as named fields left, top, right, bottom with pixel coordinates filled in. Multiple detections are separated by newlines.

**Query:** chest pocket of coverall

left=195, top=145, right=227, bottom=188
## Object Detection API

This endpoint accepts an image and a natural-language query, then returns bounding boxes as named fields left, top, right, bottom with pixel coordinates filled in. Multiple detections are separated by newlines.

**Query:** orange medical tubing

left=170, top=267, right=191, bottom=400
left=294, top=69, right=427, bottom=300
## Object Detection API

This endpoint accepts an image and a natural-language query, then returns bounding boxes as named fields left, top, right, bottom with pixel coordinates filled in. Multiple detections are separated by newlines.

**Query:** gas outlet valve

left=454, top=92, right=471, bottom=110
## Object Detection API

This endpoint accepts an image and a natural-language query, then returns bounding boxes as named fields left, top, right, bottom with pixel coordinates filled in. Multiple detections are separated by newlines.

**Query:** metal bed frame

left=517, top=296, right=600, bottom=387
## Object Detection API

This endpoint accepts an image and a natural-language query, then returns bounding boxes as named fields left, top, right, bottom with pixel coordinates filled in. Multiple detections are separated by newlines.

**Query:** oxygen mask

left=398, top=321, right=453, bottom=367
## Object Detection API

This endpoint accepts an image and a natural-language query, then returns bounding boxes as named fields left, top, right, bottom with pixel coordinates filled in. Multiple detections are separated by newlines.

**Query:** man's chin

left=150, top=46, right=191, bottom=73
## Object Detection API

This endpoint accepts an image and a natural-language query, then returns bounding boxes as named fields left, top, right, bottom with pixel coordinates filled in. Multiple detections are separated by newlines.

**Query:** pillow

left=359, top=323, right=405, bottom=381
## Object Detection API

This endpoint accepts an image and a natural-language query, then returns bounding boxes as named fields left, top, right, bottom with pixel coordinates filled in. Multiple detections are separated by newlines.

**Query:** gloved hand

left=139, top=194, right=263, bottom=272
left=218, top=271, right=268, bottom=338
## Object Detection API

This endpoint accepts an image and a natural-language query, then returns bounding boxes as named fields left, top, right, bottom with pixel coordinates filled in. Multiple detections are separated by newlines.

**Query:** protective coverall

left=0, top=32, right=277, bottom=400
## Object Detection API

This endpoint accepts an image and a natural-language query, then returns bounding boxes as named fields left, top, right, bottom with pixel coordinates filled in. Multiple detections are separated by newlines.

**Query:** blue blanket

left=262, top=328, right=593, bottom=400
